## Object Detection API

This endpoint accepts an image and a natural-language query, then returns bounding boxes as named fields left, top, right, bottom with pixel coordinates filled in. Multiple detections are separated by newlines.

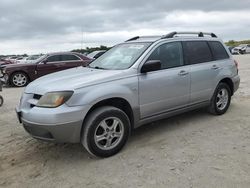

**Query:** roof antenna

left=198, top=32, right=204, bottom=37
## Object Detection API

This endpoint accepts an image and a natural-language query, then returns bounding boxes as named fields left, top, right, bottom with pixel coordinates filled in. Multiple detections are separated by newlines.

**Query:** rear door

left=60, top=54, right=84, bottom=68
left=139, top=41, right=190, bottom=118
left=183, top=40, right=223, bottom=104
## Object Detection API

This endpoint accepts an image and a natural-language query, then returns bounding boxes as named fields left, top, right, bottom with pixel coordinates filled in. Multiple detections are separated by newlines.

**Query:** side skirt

left=136, top=101, right=210, bottom=128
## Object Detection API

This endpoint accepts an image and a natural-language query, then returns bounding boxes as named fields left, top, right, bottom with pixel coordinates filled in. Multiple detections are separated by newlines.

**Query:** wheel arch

left=9, top=71, right=30, bottom=86
left=81, top=97, right=135, bottom=138
left=219, top=77, right=234, bottom=96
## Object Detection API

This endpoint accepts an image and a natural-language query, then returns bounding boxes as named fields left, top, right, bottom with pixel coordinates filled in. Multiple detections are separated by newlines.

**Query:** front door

left=139, top=42, right=190, bottom=119
left=36, top=55, right=65, bottom=78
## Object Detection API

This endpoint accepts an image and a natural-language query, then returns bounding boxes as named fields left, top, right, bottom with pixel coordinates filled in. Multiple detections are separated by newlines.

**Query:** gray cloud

left=0, top=0, right=250, bottom=54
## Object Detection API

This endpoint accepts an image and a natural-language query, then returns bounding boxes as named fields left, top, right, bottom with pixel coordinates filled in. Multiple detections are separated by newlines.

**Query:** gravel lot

left=0, top=55, right=250, bottom=188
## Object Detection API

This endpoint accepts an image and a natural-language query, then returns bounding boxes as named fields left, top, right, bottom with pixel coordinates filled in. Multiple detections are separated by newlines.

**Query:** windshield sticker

left=128, top=45, right=144, bottom=49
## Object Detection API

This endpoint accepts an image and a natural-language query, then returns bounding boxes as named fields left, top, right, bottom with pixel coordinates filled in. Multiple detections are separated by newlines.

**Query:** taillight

left=234, top=60, right=239, bottom=74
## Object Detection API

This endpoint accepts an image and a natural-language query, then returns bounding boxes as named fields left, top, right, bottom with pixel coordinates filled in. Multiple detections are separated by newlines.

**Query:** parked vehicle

left=15, top=56, right=26, bottom=63
left=226, top=45, right=234, bottom=54
left=87, top=50, right=106, bottom=59
left=0, top=58, right=13, bottom=66
left=231, top=44, right=250, bottom=54
left=18, top=55, right=42, bottom=64
left=7, top=56, right=19, bottom=63
left=0, top=80, right=3, bottom=107
left=16, top=32, right=240, bottom=157
left=1, top=52, right=92, bottom=87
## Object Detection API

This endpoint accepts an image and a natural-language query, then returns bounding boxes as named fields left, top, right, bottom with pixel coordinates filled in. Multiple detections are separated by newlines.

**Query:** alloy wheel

left=94, top=117, right=124, bottom=150
left=216, top=88, right=229, bottom=111
left=12, top=73, right=27, bottom=87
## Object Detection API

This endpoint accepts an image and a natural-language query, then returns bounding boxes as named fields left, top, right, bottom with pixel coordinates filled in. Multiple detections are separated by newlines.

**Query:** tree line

left=71, top=45, right=111, bottom=54
left=225, top=40, right=250, bottom=47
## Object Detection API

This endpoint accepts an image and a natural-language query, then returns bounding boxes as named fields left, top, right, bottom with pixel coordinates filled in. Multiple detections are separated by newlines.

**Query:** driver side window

left=46, top=55, right=61, bottom=63
left=147, top=42, right=184, bottom=69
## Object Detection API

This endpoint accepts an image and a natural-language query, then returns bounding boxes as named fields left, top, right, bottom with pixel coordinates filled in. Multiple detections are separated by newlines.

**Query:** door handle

left=211, top=65, right=220, bottom=70
left=178, top=70, right=189, bottom=76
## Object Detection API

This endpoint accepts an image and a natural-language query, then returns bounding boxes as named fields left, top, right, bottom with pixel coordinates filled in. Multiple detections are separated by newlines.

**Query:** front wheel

left=208, top=83, right=231, bottom=115
left=82, top=106, right=130, bottom=157
left=10, top=72, right=29, bottom=87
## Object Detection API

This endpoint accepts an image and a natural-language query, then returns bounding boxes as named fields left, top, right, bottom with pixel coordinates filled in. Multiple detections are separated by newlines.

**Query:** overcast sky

left=1, top=0, right=250, bottom=55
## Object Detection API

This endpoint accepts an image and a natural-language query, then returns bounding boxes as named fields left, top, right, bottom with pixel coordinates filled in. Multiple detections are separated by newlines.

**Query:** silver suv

left=16, top=32, right=240, bottom=157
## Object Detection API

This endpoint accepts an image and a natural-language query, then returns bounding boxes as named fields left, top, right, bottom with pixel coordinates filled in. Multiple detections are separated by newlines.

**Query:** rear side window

left=208, top=41, right=229, bottom=60
left=61, top=55, right=81, bottom=61
left=183, top=41, right=212, bottom=64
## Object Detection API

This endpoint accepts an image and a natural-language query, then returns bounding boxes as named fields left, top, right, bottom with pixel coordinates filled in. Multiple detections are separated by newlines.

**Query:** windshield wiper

left=87, top=65, right=106, bottom=70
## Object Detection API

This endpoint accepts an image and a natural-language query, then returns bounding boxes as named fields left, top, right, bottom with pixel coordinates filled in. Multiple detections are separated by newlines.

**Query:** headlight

left=36, top=91, right=74, bottom=108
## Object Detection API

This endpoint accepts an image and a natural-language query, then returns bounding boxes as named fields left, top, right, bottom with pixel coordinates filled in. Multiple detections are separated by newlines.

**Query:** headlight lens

left=36, top=91, right=73, bottom=108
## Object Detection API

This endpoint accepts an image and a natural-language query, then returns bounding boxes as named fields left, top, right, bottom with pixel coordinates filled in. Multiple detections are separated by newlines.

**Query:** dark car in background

left=0, top=58, right=14, bottom=66
left=0, top=52, right=92, bottom=87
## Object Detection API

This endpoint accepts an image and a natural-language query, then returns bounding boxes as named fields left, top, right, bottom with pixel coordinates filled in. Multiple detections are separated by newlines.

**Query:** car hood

left=25, top=67, right=128, bottom=94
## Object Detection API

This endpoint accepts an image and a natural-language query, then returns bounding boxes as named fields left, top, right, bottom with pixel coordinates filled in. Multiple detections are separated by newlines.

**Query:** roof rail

left=126, top=36, right=140, bottom=42
left=125, top=35, right=162, bottom=42
left=161, top=31, right=217, bottom=39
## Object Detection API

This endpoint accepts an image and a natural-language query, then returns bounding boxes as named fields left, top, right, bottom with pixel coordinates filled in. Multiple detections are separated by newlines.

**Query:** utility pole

left=81, top=26, right=84, bottom=51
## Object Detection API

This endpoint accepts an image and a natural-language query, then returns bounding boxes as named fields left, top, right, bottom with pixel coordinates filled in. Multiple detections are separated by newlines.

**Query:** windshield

left=89, top=43, right=151, bottom=70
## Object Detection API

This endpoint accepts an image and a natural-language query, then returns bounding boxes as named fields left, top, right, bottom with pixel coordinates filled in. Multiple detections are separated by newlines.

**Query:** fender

left=67, top=76, right=139, bottom=110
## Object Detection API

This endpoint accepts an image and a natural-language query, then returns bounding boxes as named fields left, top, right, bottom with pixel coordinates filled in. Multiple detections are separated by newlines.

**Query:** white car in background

left=18, top=55, right=42, bottom=64
left=232, top=44, right=250, bottom=54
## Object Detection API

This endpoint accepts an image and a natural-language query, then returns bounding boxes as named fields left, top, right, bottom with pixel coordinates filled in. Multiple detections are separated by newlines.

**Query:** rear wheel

left=10, top=72, right=29, bottom=87
left=82, top=106, right=130, bottom=157
left=208, top=83, right=231, bottom=115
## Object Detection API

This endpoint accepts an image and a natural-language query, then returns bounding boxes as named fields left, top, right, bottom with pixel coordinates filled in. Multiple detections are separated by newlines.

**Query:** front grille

left=27, top=94, right=42, bottom=108
left=30, top=104, right=35, bottom=108
left=33, top=94, right=42, bottom=100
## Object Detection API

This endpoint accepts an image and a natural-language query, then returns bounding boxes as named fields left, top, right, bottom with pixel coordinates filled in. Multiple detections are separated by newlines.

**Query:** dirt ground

left=0, top=55, right=250, bottom=188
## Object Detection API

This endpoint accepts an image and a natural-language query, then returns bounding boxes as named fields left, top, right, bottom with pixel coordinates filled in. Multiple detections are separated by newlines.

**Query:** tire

left=10, top=72, right=29, bottom=87
left=82, top=106, right=131, bottom=158
left=0, top=95, right=3, bottom=107
left=208, top=83, right=231, bottom=115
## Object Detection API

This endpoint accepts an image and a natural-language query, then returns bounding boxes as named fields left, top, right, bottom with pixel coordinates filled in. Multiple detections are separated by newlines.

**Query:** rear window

left=61, top=55, right=81, bottom=61
left=183, top=41, right=212, bottom=64
left=208, top=41, right=229, bottom=60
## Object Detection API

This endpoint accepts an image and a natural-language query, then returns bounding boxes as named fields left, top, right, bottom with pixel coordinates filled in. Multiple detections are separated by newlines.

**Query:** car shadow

left=127, top=108, right=210, bottom=145
left=20, top=107, right=211, bottom=163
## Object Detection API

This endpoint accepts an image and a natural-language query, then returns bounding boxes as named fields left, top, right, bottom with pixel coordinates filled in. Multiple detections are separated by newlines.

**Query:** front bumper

left=16, top=103, right=90, bottom=143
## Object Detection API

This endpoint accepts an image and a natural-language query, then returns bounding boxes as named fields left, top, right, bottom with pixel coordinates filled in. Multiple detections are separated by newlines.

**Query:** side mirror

left=141, top=60, right=161, bottom=73
left=42, top=59, right=48, bottom=64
